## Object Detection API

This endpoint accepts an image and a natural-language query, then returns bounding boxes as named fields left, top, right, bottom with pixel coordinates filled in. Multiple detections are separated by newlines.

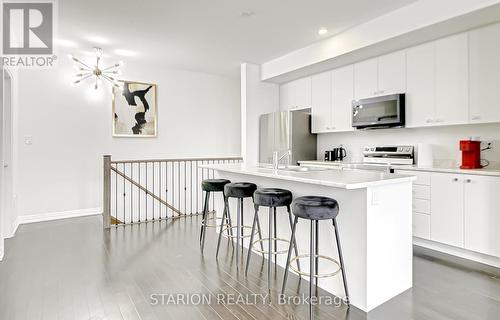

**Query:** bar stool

left=216, top=182, right=260, bottom=270
left=282, top=196, right=349, bottom=319
left=245, top=188, right=301, bottom=292
left=199, top=179, right=232, bottom=253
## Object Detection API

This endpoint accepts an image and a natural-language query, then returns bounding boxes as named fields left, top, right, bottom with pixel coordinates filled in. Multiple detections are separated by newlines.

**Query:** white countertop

left=299, top=160, right=500, bottom=177
left=201, top=163, right=416, bottom=189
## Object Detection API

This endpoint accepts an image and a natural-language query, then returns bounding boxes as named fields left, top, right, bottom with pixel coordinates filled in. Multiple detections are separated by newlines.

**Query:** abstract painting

left=112, top=81, right=157, bottom=137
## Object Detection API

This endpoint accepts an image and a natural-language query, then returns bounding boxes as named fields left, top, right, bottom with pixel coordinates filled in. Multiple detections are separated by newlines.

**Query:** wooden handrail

left=111, top=156, right=242, bottom=164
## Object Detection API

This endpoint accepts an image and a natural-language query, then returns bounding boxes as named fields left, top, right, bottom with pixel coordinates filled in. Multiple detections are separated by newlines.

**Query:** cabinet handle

left=466, top=179, right=472, bottom=183
left=471, top=115, right=480, bottom=120
left=453, top=178, right=458, bottom=182
left=426, top=119, right=434, bottom=123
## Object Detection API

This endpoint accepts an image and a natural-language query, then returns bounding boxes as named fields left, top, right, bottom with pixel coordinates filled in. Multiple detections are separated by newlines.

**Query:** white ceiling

left=58, top=0, right=417, bottom=77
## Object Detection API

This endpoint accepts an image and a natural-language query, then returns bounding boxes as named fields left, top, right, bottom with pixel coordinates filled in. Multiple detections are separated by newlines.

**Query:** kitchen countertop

left=298, top=160, right=500, bottom=177
left=201, top=163, right=416, bottom=189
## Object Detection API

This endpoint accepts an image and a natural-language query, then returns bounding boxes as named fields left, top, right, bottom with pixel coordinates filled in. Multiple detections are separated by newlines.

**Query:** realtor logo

left=2, top=2, right=53, bottom=55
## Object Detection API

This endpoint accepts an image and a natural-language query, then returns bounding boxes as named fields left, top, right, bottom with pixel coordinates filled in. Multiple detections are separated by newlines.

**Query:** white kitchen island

left=203, top=163, right=416, bottom=312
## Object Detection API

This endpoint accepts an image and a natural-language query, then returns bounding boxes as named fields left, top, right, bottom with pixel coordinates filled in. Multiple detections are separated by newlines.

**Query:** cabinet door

left=354, top=58, right=378, bottom=99
left=469, top=23, right=500, bottom=123
left=406, top=42, right=435, bottom=127
left=331, top=65, right=354, bottom=132
left=378, top=50, right=406, bottom=95
left=434, top=33, right=469, bottom=126
left=464, top=175, right=500, bottom=257
left=311, top=72, right=332, bottom=133
left=430, top=173, right=464, bottom=248
left=279, top=77, right=312, bottom=110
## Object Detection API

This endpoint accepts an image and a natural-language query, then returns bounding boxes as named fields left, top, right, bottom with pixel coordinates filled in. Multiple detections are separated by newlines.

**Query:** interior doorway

left=0, top=69, right=13, bottom=259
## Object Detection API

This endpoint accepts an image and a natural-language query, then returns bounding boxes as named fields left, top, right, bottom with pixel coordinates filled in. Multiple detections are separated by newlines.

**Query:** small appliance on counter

left=362, top=145, right=414, bottom=165
left=459, top=139, right=484, bottom=169
left=324, top=145, right=347, bottom=162
left=416, top=143, right=434, bottom=167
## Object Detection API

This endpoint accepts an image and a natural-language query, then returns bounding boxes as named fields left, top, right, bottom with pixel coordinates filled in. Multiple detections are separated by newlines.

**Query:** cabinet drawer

left=413, top=185, right=430, bottom=200
left=413, top=212, right=431, bottom=239
left=413, top=198, right=430, bottom=214
left=396, top=170, right=431, bottom=185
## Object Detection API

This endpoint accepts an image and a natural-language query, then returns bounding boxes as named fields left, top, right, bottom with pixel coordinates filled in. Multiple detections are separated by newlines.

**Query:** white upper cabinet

left=332, top=65, right=355, bottom=132
left=464, top=175, right=500, bottom=257
left=378, top=50, right=406, bottom=96
left=469, top=23, right=500, bottom=123
left=434, top=33, right=469, bottom=126
left=354, top=52, right=406, bottom=100
left=406, top=42, right=435, bottom=127
left=311, top=71, right=332, bottom=133
left=280, top=77, right=312, bottom=110
left=354, top=58, right=378, bottom=99
left=430, top=173, right=464, bottom=248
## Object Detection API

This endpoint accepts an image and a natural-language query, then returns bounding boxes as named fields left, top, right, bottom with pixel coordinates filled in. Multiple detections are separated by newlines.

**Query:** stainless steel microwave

left=352, top=94, right=405, bottom=129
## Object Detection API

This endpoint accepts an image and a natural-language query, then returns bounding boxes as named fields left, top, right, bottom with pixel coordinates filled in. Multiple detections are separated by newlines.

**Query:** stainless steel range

left=362, top=145, right=414, bottom=165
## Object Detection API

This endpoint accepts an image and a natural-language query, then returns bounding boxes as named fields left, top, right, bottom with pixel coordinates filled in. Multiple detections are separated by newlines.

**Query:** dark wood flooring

left=1, top=215, right=500, bottom=320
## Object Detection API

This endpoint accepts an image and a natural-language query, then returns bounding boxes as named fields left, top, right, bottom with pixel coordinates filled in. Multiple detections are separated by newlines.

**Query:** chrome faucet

left=272, top=150, right=292, bottom=170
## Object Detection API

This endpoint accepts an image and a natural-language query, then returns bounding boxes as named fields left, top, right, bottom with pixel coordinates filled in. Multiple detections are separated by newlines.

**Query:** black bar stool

left=199, top=179, right=232, bottom=253
left=245, top=188, right=301, bottom=292
left=216, top=182, right=260, bottom=270
left=282, top=196, right=349, bottom=319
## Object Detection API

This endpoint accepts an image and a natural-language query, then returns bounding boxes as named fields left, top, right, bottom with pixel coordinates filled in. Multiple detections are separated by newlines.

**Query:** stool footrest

left=224, top=226, right=257, bottom=239
left=251, top=238, right=290, bottom=255
left=289, top=254, right=341, bottom=278
left=201, top=216, right=228, bottom=228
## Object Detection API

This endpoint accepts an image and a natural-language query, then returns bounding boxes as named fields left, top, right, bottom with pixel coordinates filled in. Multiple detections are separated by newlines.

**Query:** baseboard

left=17, top=208, right=102, bottom=225
left=3, top=217, right=19, bottom=239
left=413, top=237, right=500, bottom=269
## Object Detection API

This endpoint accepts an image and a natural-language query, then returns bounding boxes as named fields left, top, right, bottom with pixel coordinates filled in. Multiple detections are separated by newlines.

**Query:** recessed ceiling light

left=114, top=49, right=137, bottom=57
left=318, top=27, right=328, bottom=35
left=240, top=11, right=255, bottom=18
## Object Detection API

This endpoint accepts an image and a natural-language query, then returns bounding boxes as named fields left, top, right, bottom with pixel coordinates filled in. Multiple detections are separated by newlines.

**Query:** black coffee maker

left=324, top=146, right=347, bottom=161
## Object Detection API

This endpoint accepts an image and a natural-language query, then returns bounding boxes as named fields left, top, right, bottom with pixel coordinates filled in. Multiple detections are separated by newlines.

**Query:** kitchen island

left=202, top=163, right=416, bottom=312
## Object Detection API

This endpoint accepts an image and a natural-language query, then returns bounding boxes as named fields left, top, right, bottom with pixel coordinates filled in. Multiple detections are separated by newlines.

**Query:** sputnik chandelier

left=69, top=47, right=123, bottom=90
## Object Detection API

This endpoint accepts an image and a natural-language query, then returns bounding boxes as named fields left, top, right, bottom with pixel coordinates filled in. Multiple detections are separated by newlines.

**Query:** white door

left=406, top=42, right=435, bottom=127
left=332, top=65, right=354, bottom=132
left=430, top=173, right=464, bottom=248
left=469, top=22, right=500, bottom=123
left=464, top=175, right=500, bottom=257
left=434, top=33, right=469, bottom=126
left=311, top=71, right=332, bottom=133
left=354, top=58, right=378, bottom=99
left=377, top=50, right=406, bottom=95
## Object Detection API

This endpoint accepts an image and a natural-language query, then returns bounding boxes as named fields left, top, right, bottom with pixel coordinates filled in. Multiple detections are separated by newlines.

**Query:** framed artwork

left=112, top=81, right=157, bottom=137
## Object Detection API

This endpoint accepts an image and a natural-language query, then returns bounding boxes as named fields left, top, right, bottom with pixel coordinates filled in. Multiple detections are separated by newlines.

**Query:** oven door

left=352, top=94, right=405, bottom=128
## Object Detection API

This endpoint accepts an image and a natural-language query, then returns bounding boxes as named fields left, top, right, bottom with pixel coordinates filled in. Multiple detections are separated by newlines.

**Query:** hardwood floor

left=1, top=215, right=499, bottom=320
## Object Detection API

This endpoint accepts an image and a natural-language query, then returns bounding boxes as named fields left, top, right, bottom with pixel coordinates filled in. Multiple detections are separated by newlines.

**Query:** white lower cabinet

left=413, top=212, right=431, bottom=239
left=430, top=173, right=464, bottom=247
left=464, top=175, right=500, bottom=257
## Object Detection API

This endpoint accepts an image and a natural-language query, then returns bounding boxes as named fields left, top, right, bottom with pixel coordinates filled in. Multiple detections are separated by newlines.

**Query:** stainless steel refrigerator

left=259, top=109, right=317, bottom=165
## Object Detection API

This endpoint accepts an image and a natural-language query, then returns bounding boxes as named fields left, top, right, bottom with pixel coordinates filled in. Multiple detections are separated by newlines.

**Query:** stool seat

left=224, top=182, right=257, bottom=198
left=254, top=188, right=292, bottom=207
left=201, top=179, right=231, bottom=192
left=292, top=196, right=339, bottom=220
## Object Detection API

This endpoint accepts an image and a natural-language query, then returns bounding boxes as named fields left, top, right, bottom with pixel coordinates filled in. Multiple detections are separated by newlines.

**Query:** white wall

left=241, top=63, right=279, bottom=165
left=318, top=123, right=500, bottom=165
left=15, top=53, right=241, bottom=217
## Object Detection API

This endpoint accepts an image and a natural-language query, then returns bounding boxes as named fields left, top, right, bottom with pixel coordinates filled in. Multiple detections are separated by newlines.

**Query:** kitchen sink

left=277, top=165, right=330, bottom=172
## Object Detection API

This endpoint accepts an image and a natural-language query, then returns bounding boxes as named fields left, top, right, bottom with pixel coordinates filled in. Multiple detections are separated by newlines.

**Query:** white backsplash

left=317, top=123, right=500, bottom=165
